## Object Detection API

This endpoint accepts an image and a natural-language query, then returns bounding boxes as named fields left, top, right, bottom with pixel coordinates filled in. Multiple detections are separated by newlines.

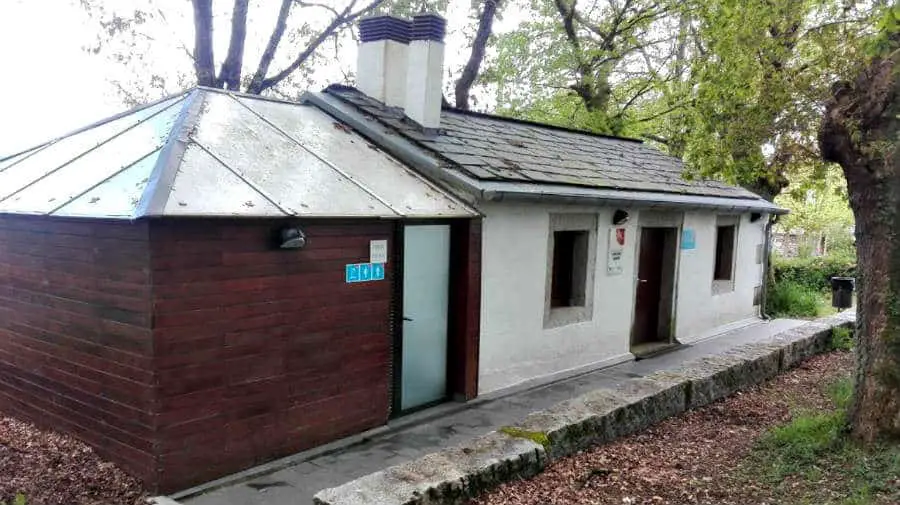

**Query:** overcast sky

left=0, top=0, right=525, bottom=158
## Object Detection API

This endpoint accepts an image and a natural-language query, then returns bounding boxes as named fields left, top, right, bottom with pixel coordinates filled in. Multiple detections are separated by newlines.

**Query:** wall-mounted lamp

left=278, top=226, right=307, bottom=249
left=612, top=209, right=630, bottom=225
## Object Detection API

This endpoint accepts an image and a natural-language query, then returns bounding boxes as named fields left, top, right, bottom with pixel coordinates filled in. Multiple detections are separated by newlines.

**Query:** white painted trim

left=544, top=213, right=598, bottom=328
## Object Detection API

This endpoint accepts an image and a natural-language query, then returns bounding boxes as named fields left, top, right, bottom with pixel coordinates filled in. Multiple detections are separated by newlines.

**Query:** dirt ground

left=470, top=351, right=890, bottom=505
left=0, top=415, right=145, bottom=505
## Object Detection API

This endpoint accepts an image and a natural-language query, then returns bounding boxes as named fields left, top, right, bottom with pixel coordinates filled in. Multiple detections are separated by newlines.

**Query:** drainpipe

left=760, top=214, right=776, bottom=320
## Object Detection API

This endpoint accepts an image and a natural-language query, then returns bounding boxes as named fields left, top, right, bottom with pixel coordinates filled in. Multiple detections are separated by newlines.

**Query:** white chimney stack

left=405, top=14, right=446, bottom=129
left=357, top=13, right=446, bottom=129
left=357, top=16, right=411, bottom=108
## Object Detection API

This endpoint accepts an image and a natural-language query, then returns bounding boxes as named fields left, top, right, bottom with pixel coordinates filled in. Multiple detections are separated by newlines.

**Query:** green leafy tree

left=775, top=165, right=855, bottom=256
left=662, top=0, right=877, bottom=200
left=485, top=0, right=681, bottom=135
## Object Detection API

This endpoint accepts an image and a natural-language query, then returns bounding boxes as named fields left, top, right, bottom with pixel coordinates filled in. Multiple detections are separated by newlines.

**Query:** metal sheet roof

left=0, top=88, right=476, bottom=219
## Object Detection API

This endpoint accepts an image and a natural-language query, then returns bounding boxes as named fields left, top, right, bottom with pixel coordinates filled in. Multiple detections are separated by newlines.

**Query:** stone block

left=312, top=432, right=545, bottom=505
left=607, top=377, right=689, bottom=435
left=513, top=396, right=602, bottom=459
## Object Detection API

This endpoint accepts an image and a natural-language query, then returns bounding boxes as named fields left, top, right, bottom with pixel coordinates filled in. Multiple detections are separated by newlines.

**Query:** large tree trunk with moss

left=819, top=37, right=900, bottom=441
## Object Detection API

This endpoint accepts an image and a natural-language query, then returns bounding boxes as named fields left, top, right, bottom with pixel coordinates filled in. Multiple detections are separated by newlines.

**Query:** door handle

left=403, top=316, right=414, bottom=322
left=638, top=279, right=648, bottom=284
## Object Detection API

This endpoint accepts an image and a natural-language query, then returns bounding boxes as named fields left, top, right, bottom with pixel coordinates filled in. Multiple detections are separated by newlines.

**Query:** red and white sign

left=608, top=227, right=627, bottom=275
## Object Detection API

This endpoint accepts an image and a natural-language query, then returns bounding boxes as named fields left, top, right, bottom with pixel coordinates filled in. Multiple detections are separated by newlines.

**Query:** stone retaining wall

left=314, top=313, right=854, bottom=505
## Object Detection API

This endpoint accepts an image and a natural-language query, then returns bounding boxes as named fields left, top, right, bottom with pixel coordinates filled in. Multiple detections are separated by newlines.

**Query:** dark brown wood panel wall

left=449, top=218, right=482, bottom=400
left=149, top=219, right=394, bottom=492
left=0, top=216, right=156, bottom=482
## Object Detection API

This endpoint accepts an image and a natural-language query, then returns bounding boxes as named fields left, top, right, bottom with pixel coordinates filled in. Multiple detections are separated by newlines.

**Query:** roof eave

left=478, top=181, right=788, bottom=215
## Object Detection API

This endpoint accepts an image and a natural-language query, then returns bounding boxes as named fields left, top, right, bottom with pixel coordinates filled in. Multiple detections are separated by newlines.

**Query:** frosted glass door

left=401, top=224, right=451, bottom=410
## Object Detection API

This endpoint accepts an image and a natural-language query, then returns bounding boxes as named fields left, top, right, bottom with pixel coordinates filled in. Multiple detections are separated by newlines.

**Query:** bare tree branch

left=633, top=101, right=685, bottom=123
left=297, top=1, right=341, bottom=18
left=217, top=0, right=250, bottom=90
left=247, top=0, right=294, bottom=94
left=554, top=0, right=582, bottom=52
left=191, top=0, right=215, bottom=86
left=252, top=0, right=386, bottom=94
left=455, top=0, right=502, bottom=110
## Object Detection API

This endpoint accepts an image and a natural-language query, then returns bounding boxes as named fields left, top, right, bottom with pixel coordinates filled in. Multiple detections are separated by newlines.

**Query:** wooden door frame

left=630, top=226, right=680, bottom=347
left=390, top=218, right=481, bottom=417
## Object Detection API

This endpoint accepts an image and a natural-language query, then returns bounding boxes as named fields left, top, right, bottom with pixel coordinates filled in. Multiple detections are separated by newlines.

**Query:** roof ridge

left=323, top=84, right=644, bottom=144
left=134, top=88, right=206, bottom=218
left=320, top=86, right=486, bottom=189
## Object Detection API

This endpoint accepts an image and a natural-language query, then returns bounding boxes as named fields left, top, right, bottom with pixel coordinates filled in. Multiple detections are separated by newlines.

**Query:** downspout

left=760, top=214, right=776, bottom=320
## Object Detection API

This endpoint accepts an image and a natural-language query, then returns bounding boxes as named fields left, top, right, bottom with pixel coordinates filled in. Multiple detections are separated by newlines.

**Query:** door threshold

left=392, top=397, right=450, bottom=419
left=631, top=341, right=686, bottom=360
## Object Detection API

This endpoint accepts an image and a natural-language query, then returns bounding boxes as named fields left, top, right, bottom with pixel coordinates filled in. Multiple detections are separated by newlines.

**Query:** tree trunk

left=820, top=39, right=900, bottom=442
left=454, top=0, right=501, bottom=110
left=217, top=0, right=250, bottom=90
left=191, top=0, right=216, bottom=87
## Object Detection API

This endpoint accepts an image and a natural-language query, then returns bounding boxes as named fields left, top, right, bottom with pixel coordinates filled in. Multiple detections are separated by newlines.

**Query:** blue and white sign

left=360, top=263, right=372, bottom=281
left=346, top=262, right=386, bottom=283
left=345, top=264, right=361, bottom=283
left=681, top=228, right=696, bottom=250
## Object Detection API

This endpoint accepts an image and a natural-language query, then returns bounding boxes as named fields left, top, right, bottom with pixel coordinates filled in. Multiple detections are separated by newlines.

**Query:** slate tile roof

left=325, top=85, right=761, bottom=200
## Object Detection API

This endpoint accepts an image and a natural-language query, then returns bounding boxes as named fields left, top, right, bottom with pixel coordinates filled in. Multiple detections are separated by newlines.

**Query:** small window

left=714, top=225, right=736, bottom=281
left=551, top=230, right=589, bottom=307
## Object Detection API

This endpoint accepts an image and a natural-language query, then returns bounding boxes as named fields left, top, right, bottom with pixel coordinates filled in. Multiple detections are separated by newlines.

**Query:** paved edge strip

left=313, top=312, right=855, bottom=505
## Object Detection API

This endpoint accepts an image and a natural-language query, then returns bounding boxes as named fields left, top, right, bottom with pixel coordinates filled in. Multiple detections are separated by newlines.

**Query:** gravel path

left=470, top=351, right=855, bottom=505
left=0, top=415, right=145, bottom=505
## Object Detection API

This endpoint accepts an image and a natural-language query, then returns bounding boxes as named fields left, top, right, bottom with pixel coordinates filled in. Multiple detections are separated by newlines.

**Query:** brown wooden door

left=633, top=228, right=666, bottom=345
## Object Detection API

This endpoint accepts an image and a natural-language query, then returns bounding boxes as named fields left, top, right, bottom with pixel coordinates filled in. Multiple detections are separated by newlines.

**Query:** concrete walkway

left=178, top=318, right=805, bottom=505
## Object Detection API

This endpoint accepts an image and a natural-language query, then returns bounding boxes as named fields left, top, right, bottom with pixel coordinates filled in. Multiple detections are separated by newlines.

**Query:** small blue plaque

left=681, top=228, right=696, bottom=250
left=360, top=263, right=372, bottom=281
left=345, top=264, right=361, bottom=283
left=372, top=263, right=385, bottom=280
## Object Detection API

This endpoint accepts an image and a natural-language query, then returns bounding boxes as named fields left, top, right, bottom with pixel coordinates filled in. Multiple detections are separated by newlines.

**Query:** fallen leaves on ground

left=0, top=415, right=145, bottom=505
left=471, top=351, right=856, bottom=505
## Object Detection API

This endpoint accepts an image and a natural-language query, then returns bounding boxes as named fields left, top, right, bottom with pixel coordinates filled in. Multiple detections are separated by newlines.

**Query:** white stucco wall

left=478, top=202, right=637, bottom=394
left=674, top=212, right=766, bottom=342
left=477, top=203, right=767, bottom=395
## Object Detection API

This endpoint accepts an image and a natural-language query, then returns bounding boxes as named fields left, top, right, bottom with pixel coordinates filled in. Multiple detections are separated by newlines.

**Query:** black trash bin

left=830, top=276, right=855, bottom=309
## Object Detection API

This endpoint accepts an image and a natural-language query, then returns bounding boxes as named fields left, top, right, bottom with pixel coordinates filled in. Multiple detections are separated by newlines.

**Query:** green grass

left=766, top=280, right=849, bottom=319
left=0, top=494, right=26, bottom=505
left=740, top=377, right=900, bottom=504
left=499, top=426, right=550, bottom=449
left=756, top=411, right=847, bottom=480
left=831, top=327, right=855, bottom=351
left=767, top=281, right=821, bottom=318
